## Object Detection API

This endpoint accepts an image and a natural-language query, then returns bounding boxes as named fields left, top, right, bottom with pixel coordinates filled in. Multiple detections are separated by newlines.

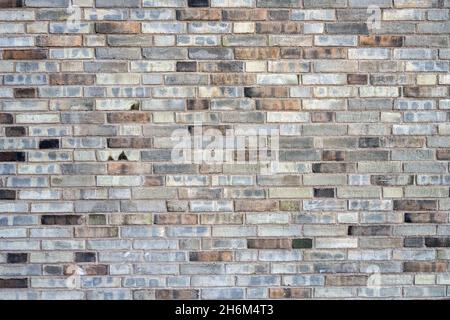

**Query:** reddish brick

left=256, top=99, right=300, bottom=111
left=235, top=48, right=280, bottom=60
left=156, top=289, right=199, bottom=300
left=3, top=49, right=47, bottom=60
left=154, top=214, right=198, bottom=225
left=360, top=35, right=403, bottom=47
left=403, top=262, right=447, bottom=272
left=95, top=22, right=141, bottom=34
left=348, top=74, right=368, bottom=85
left=189, top=251, right=233, bottom=262
left=36, top=35, right=82, bottom=47
left=269, top=288, right=311, bottom=299
left=304, top=48, right=346, bottom=59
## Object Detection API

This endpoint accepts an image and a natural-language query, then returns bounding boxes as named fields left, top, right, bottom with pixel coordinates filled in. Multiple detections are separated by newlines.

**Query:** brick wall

left=0, top=0, right=450, bottom=300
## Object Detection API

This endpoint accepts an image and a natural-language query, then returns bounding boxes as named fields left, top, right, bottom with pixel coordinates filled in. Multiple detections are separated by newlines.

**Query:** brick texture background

left=1, top=0, right=450, bottom=300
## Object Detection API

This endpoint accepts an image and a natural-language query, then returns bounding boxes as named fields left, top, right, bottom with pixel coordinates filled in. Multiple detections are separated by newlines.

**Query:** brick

left=3, top=49, right=47, bottom=60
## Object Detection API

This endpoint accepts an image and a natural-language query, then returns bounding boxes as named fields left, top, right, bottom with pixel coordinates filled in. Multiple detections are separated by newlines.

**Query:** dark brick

left=14, top=88, right=37, bottom=98
left=41, top=215, right=85, bottom=225
left=0, top=152, right=25, bottom=162
left=425, top=237, right=450, bottom=248
left=371, top=175, right=414, bottom=186
left=5, top=126, right=26, bottom=137
left=44, top=265, right=63, bottom=275
left=393, top=200, right=437, bottom=211
left=0, top=113, right=13, bottom=124
left=326, top=23, right=369, bottom=35
left=187, top=100, right=210, bottom=111
left=280, top=48, right=302, bottom=59
left=312, top=163, right=354, bottom=173
left=437, top=149, right=450, bottom=160
left=39, top=139, right=60, bottom=149
left=0, top=190, right=16, bottom=200
left=0, top=0, right=23, bottom=7
left=348, top=74, right=368, bottom=85
left=176, top=61, right=196, bottom=72
left=188, top=0, right=209, bottom=7
left=0, top=278, right=28, bottom=288
left=405, top=212, right=446, bottom=223
left=6, top=253, right=27, bottom=264
left=359, top=137, right=380, bottom=148
left=75, top=252, right=96, bottom=263
left=326, top=275, right=368, bottom=286
left=292, top=238, right=313, bottom=249
left=348, top=226, right=391, bottom=236
left=3, top=49, right=48, bottom=60
left=95, top=22, right=141, bottom=34
left=268, top=10, right=290, bottom=21
left=314, top=188, right=335, bottom=198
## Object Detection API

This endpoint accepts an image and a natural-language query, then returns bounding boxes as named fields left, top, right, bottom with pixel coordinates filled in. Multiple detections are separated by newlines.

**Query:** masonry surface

left=0, top=0, right=450, bottom=300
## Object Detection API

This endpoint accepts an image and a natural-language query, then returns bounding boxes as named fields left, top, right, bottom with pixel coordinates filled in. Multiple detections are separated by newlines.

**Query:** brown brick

left=235, top=200, right=278, bottom=212
left=36, top=35, right=82, bottom=47
left=311, top=112, right=333, bottom=122
left=107, top=138, right=152, bottom=149
left=323, top=150, right=345, bottom=161
left=156, top=289, right=199, bottom=300
left=49, top=74, right=95, bottom=85
left=303, top=48, right=346, bottom=59
left=235, top=48, right=280, bottom=60
left=187, top=99, right=210, bottom=111
left=256, top=99, right=300, bottom=111
left=95, top=22, right=141, bottom=34
left=247, top=239, right=291, bottom=249
left=3, top=49, right=47, bottom=60
left=0, top=113, right=13, bottom=124
left=154, top=214, right=198, bottom=225
left=403, top=262, right=447, bottom=272
left=74, top=227, right=119, bottom=238
left=107, top=112, right=150, bottom=123
left=437, top=149, right=450, bottom=160
left=14, top=88, right=37, bottom=98
left=189, top=251, right=233, bottom=262
left=326, top=275, right=368, bottom=286
left=244, top=87, right=288, bottom=98
left=269, top=288, right=311, bottom=299
left=0, top=278, right=28, bottom=288
left=360, top=35, right=403, bottom=47
left=176, top=9, right=221, bottom=20
left=393, top=200, right=437, bottom=211
left=41, top=215, right=85, bottom=225
left=222, top=9, right=267, bottom=21
left=348, top=74, right=368, bottom=85
left=107, top=163, right=152, bottom=175
left=211, top=74, right=256, bottom=85
left=5, top=126, right=26, bottom=137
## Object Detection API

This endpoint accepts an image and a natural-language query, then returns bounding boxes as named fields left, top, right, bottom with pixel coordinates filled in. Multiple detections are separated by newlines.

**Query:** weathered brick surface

left=0, top=0, right=450, bottom=301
